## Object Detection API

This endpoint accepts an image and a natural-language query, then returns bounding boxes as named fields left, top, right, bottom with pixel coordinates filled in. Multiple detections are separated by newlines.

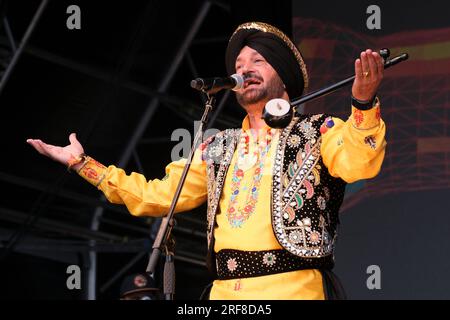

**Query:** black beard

left=236, top=86, right=267, bottom=105
left=236, top=74, right=285, bottom=107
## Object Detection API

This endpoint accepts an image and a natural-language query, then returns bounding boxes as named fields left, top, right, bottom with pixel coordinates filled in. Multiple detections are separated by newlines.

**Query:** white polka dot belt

left=216, top=249, right=334, bottom=280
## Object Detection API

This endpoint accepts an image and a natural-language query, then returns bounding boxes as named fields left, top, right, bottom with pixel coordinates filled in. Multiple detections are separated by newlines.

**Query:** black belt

left=216, top=249, right=334, bottom=280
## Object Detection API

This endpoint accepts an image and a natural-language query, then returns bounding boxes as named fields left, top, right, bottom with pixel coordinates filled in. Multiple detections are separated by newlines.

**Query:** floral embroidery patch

left=304, top=128, right=317, bottom=140
left=262, top=253, right=276, bottom=266
left=308, top=231, right=322, bottom=245
left=353, top=109, right=364, bottom=127
left=298, top=121, right=312, bottom=132
left=287, top=134, right=301, bottom=148
left=298, top=121, right=317, bottom=140
left=227, top=258, right=238, bottom=272
left=289, top=230, right=303, bottom=244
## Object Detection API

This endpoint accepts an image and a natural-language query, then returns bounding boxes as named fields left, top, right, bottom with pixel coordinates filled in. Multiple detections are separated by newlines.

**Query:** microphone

left=190, top=74, right=244, bottom=94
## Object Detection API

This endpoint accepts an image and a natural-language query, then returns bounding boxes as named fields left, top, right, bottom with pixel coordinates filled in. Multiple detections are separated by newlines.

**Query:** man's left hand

left=352, top=49, right=384, bottom=102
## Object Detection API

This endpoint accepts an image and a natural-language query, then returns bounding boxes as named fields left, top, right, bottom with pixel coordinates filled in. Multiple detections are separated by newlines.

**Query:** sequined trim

left=205, top=129, right=240, bottom=248
left=216, top=249, right=334, bottom=280
left=272, top=115, right=336, bottom=258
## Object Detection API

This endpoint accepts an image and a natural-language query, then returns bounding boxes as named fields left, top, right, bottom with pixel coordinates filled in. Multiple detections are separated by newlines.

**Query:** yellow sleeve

left=320, top=98, right=387, bottom=183
left=76, top=149, right=207, bottom=217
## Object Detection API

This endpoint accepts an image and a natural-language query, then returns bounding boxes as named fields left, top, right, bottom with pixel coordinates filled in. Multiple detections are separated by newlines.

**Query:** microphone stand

left=146, top=93, right=216, bottom=300
left=262, top=49, right=409, bottom=128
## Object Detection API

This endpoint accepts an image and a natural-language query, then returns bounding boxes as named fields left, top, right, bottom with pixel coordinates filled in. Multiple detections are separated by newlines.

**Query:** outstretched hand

left=26, top=133, right=84, bottom=168
left=352, top=49, right=384, bottom=102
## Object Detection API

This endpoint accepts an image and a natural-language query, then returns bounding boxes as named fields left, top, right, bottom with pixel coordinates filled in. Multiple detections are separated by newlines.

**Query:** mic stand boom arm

left=290, top=50, right=409, bottom=109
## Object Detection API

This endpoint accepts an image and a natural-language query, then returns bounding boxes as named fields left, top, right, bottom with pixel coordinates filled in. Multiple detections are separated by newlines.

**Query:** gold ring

left=363, top=71, right=370, bottom=77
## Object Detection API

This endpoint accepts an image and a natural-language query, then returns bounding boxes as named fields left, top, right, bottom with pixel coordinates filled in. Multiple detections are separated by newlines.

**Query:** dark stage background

left=0, top=0, right=449, bottom=300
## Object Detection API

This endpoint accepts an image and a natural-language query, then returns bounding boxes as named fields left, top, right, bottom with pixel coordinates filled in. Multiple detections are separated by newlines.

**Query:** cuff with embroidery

left=351, top=97, right=381, bottom=130
left=77, top=156, right=108, bottom=188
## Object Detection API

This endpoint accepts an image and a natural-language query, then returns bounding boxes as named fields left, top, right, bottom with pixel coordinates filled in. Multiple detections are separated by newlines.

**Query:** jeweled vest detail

left=202, top=114, right=347, bottom=273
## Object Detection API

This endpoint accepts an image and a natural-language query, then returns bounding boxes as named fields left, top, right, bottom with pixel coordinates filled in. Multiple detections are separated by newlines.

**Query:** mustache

left=243, top=72, right=263, bottom=82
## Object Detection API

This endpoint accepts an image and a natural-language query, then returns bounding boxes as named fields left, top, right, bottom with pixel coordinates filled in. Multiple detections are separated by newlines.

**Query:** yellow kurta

left=78, top=101, right=386, bottom=300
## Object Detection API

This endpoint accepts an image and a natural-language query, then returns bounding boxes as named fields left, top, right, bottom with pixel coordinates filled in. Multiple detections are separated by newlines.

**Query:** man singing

left=27, top=22, right=386, bottom=299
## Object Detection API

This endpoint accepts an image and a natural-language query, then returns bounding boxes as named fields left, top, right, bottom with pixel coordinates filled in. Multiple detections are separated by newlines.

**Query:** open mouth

left=244, top=78, right=262, bottom=89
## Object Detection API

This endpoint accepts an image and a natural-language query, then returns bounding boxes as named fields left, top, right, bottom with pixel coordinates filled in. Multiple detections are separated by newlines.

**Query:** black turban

left=225, top=22, right=309, bottom=99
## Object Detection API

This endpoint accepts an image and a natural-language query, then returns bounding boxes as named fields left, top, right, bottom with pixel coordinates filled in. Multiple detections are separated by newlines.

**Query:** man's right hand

left=27, top=133, right=85, bottom=171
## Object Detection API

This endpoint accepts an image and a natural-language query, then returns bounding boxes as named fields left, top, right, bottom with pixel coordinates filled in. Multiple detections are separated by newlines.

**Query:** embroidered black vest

left=202, top=114, right=347, bottom=275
